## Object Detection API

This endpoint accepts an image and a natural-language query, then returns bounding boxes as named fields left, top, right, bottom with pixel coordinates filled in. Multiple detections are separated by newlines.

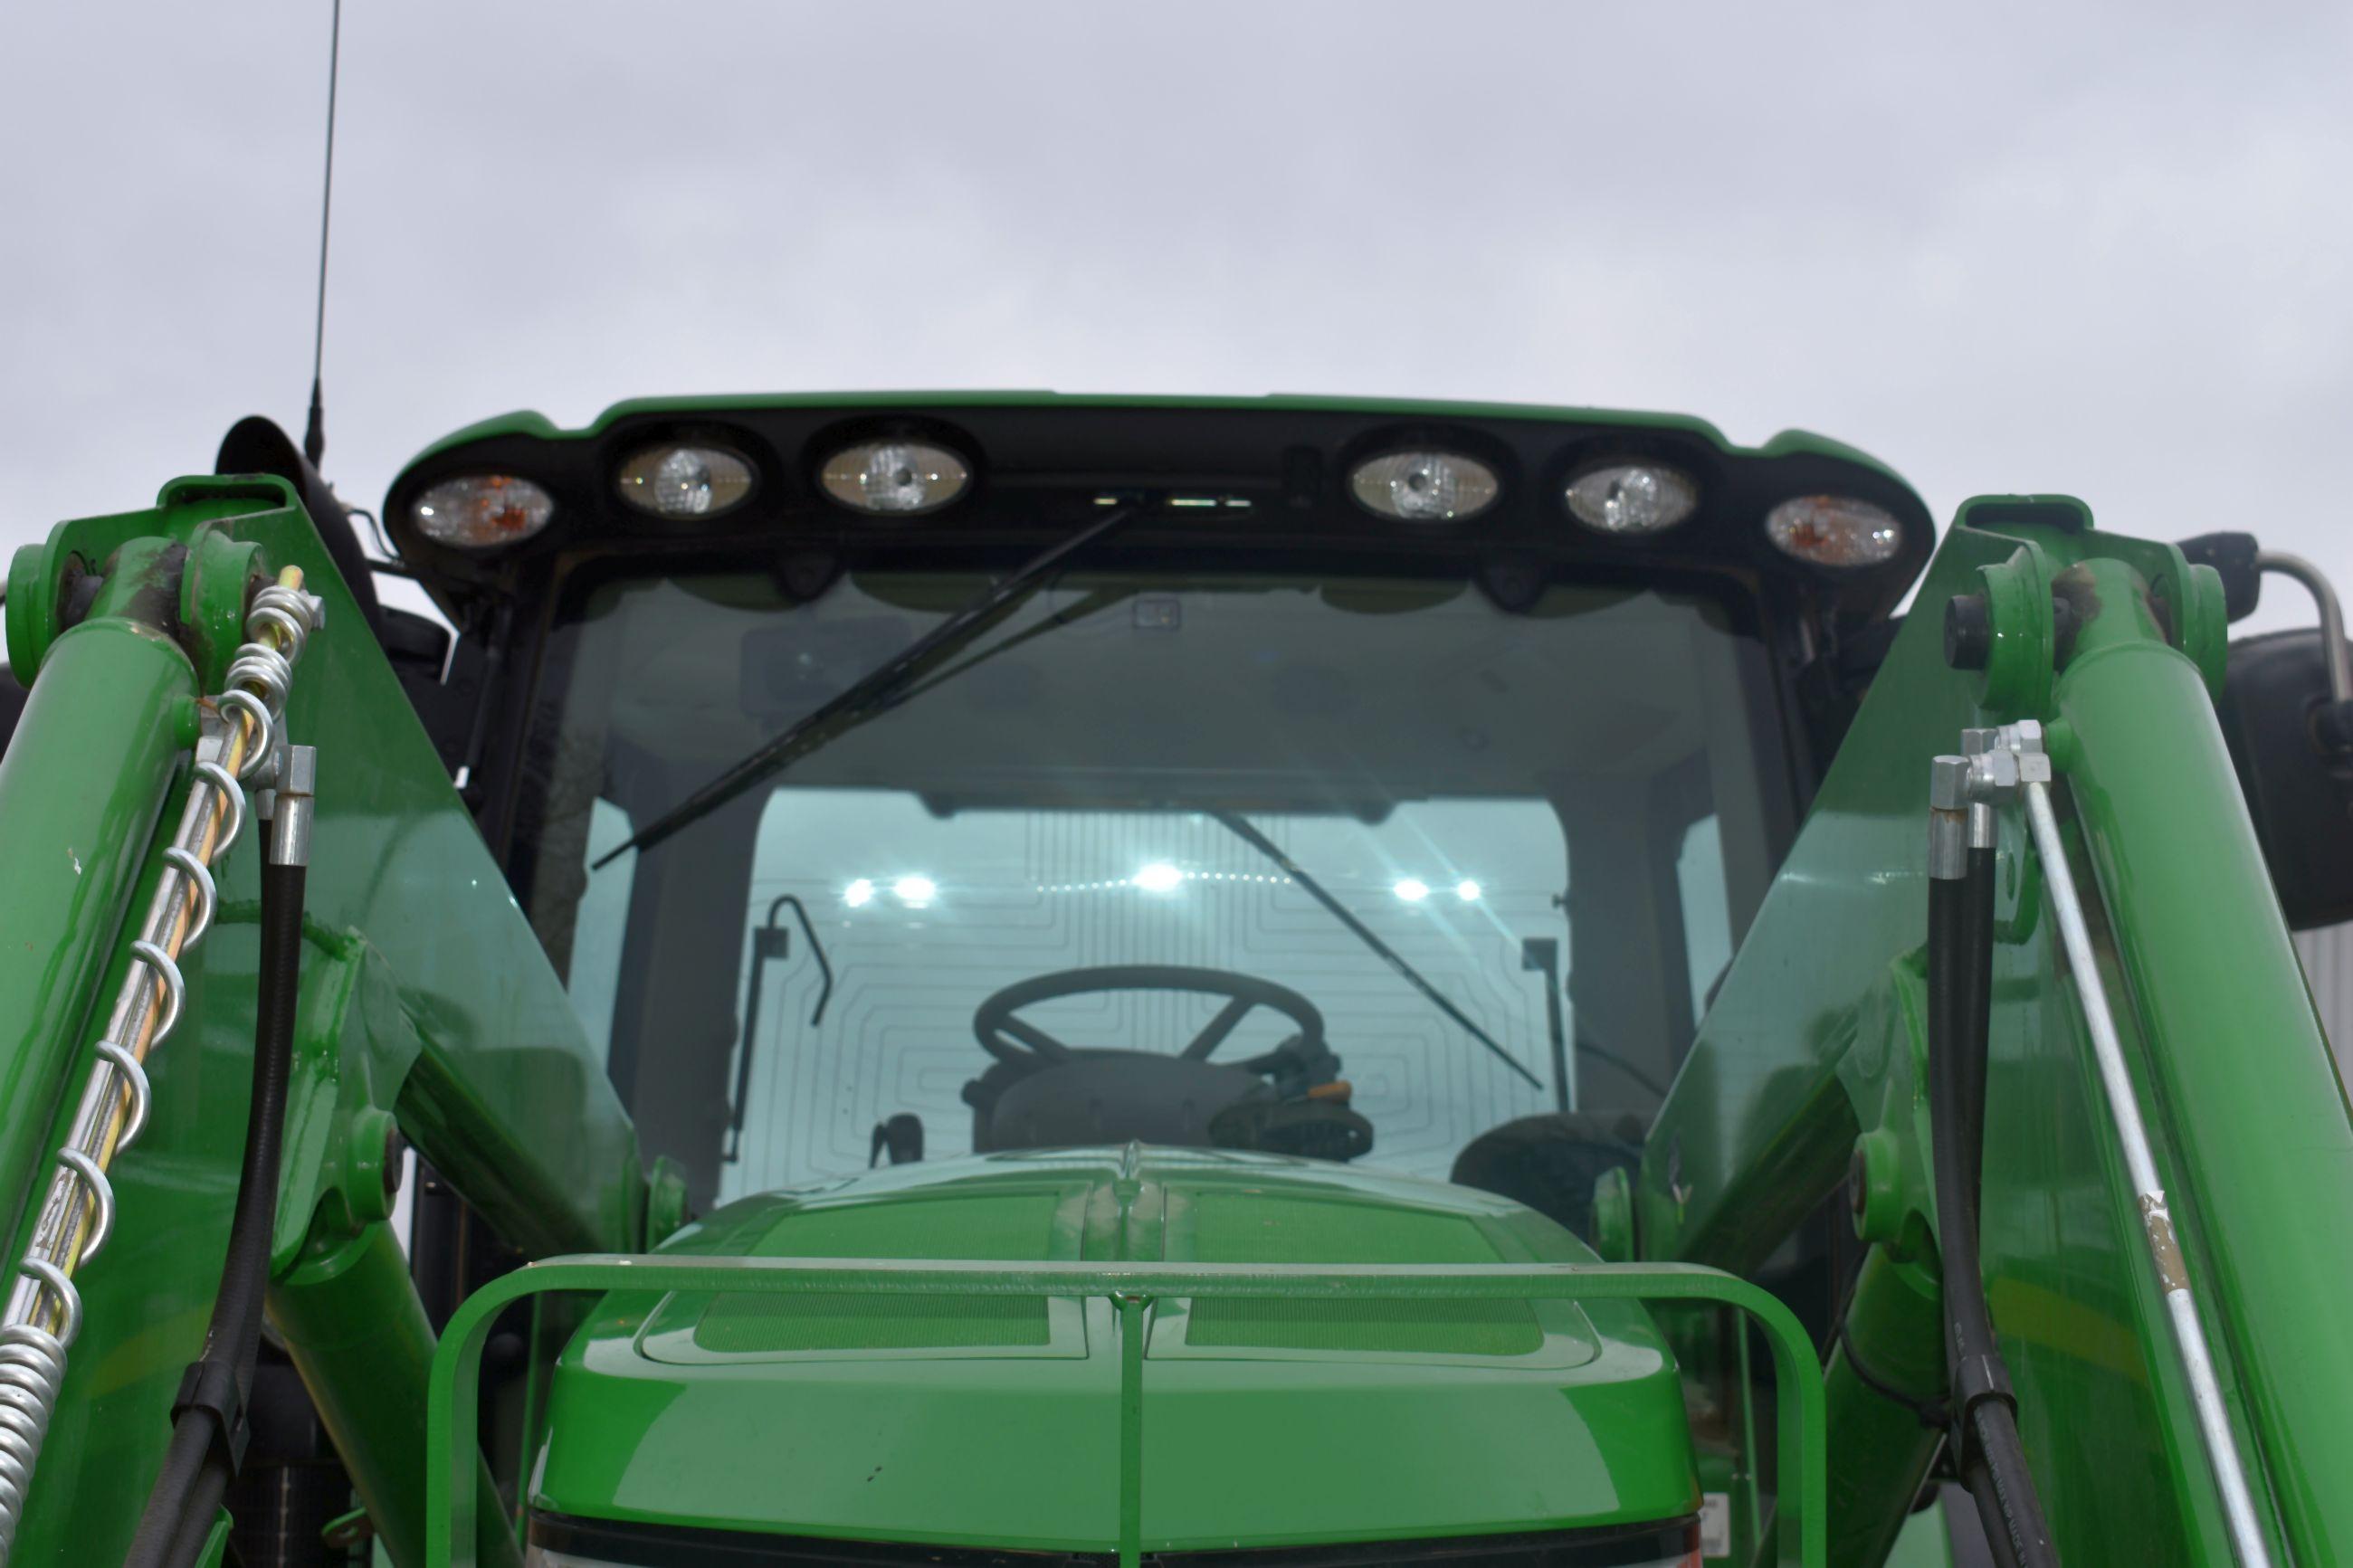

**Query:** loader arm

left=0, top=476, right=643, bottom=1564
left=1642, top=497, right=2353, bottom=1564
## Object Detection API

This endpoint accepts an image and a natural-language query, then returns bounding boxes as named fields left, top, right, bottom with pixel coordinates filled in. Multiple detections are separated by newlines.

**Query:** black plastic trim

left=527, top=1515, right=1700, bottom=1568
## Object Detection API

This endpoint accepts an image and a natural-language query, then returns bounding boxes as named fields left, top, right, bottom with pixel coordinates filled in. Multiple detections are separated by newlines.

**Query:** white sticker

left=1700, top=1492, right=1732, bottom=1559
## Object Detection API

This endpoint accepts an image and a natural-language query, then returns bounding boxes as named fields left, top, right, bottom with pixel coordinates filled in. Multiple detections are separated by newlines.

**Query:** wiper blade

left=1209, top=810, right=1544, bottom=1091
left=596, top=507, right=1139, bottom=867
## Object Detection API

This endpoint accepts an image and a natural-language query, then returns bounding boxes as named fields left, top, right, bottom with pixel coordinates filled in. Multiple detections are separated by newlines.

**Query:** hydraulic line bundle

left=0, top=573, right=321, bottom=1561
left=1926, top=725, right=2274, bottom=1568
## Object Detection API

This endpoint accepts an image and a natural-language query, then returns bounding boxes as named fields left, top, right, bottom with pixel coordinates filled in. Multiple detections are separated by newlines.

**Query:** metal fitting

left=1929, top=755, right=1974, bottom=812
left=250, top=731, right=292, bottom=818
left=1937, top=721, right=2058, bottom=866
left=267, top=746, right=317, bottom=868
left=1955, top=723, right=2052, bottom=805
left=1929, top=755, right=1972, bottom=879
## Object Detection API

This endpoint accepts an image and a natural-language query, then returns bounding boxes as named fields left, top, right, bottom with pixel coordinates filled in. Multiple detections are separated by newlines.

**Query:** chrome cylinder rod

left=2022, top=778, right=2275, bottom=1568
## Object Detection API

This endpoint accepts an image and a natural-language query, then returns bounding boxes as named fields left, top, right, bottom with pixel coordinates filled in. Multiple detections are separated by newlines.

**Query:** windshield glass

left=520, top=564, right=1785, bottom=1210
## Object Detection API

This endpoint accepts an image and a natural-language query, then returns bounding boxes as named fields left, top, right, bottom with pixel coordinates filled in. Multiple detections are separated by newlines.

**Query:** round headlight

left=1348, top=451, right=1499, bottom=523
left=617, top=443, right=755, bottom=518
left=819, top=440, right=971, bottom=516
left=1765, top=495, right=1905, bottom=567
left=1565, top=463, right=1699, bottom=536
left=410, top=474, right=555, bottom=549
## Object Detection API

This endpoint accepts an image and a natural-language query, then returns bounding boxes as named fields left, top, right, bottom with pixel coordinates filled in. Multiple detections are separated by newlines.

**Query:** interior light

left=1765, top=495, right=1905, bottom=568
left=616, top=442, right=755, bottom=518
left=1394, top=878, right=1431, bottom=903
left=1348, top=451, right=1500, bottom=523
left=820, top=440, right=971, bottom=516
left=410, top=474, right=555, bottom=549
left=843, top=878, right=875, bottom=908
left=892, top=874, right=938, bottom=908
left=1132, top=863, right=1185, bottom=893
left=1455, top=879, right=1482, bottom=902
left=1564, top=463, right=1698, bottom=535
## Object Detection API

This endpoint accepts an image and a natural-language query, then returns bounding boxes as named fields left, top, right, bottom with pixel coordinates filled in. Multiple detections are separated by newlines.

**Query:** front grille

left=528, top=1515, right=1699, bottom=1568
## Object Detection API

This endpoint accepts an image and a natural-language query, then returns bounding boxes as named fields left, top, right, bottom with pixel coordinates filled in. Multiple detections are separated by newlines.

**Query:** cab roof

left=385, top=391, right=1931, bottom=626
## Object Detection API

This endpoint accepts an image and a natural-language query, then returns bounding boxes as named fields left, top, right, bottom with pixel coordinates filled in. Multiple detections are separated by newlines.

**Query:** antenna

left=303, top=0, right=344, bottom=467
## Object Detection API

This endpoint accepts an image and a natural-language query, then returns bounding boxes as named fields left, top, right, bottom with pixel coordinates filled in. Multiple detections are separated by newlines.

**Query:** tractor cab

left=376, top=397, right=1927, bottom=1565
left=385, top=399, right=1926, bottom=1217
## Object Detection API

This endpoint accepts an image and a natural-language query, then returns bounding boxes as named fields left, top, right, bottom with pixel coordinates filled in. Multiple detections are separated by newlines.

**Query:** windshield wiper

left=1209, top=810, right=1544, bottom=1091
left=596, top=507, right=1139, bottom=867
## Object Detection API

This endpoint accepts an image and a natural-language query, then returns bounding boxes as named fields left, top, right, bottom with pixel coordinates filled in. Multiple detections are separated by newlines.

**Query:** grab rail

left=427, top=1255, right=1824, bottom=1568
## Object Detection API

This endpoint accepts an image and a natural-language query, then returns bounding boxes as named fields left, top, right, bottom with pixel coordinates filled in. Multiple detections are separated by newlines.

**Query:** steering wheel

left=972, top=965, right=1327, bottom=1067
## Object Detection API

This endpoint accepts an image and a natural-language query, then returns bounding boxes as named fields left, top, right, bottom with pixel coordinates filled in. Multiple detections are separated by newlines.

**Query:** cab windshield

left=519, top=563, right=1786, bottom=1211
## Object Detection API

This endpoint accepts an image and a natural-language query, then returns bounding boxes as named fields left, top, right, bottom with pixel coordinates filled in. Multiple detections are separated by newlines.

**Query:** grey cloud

left=4, top=1, right=2350, bottom=632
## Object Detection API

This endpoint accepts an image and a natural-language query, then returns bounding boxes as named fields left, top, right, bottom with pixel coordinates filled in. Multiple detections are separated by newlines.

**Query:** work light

left=409, top=474, right=555, bottom=548
left=1348, top=451, right=1499, bottom=522
left=1565, top=462, right=1697, bottom=535
left=616, top=442, right=754, bottom=518
left=1765, top=494, right=1904, bottom=567
left=820, top=440, right=972, bottom=515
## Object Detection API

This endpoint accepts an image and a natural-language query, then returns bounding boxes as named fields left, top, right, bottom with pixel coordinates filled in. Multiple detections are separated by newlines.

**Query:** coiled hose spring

left=0, top=574, right=319, bottom=1558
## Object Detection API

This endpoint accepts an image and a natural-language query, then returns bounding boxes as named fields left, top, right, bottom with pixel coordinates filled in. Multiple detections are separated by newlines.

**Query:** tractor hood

left=531, top=1145, right=1697, bottom=1555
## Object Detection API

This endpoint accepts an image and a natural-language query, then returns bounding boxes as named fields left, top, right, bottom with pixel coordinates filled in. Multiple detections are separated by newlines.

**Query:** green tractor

left=0, top=395, right=2346, bottom=1568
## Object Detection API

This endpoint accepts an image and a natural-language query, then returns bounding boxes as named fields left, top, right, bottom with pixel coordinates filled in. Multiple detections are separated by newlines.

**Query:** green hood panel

left=535, top=1147, right=1696, bottom=1551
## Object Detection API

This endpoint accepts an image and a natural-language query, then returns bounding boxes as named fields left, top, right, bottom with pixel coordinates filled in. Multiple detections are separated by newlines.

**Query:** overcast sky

left=5, top=2, right=2349, bottom=634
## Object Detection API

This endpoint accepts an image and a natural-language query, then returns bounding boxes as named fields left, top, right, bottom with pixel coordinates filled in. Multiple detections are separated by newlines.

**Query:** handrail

left=426, top=1255, right=1824, bottom=1568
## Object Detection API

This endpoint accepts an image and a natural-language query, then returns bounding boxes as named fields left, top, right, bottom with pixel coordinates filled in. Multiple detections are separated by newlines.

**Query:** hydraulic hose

left=1927, top=813, right=2060, bottom=1568
left=124, top=755, right=314, bottom=1568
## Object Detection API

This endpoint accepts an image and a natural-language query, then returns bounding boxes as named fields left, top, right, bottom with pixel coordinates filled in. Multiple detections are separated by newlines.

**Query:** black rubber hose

left=122, top=857, right=308, bottom=1568
left=1928, top=843, right=2060, bottom=1568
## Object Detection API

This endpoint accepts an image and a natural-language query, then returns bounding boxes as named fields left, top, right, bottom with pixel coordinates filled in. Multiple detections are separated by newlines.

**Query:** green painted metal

left=2053, top=555, right=2353, bottom=1563
left=1734, top=1313, right=1766, bottom=1566
left=1589, top=1167, right=1635, bottom=1262
left=427, top=1254, right=1824, bottom=1568
left=272, top=1223, right=521, bottom=1568
left=271, top=935, right=423, bottom=1269
left=11, top=403, right=2349, bottom=1568
left=1117, top=1292, right=1147, bottom=1568
left=0, top=477, right=642, bottom=1559
left=1638, top=499, right=2351, bottom=1562
left=1822, top=1248, right=1945, bottom=1568
left=529, top=1151, right=1701, bottom=1552
left=395, top=389, right=1913, bottom=488
left=0, top=612, right=195, bottom=1248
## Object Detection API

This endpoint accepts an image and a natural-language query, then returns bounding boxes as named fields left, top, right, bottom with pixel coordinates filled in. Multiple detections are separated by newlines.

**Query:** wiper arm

left=1209, top=810, right=1543, bottom=1091
left=597, top=507, right=1138, bottom=867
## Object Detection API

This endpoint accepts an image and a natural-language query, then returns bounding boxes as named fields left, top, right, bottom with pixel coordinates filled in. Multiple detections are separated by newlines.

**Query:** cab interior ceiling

left=382, top=402, right=1930, bottom=633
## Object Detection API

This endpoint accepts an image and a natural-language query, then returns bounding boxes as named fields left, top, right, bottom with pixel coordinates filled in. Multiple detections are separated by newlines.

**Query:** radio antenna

left=302, top=0, right=344, bottom=467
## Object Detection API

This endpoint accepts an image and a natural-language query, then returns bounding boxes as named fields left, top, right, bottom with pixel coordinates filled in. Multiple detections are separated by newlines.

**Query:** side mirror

left=2177, top=535, right=2353, bottom=930
left=2219, top=625, right=2353, bottom=930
